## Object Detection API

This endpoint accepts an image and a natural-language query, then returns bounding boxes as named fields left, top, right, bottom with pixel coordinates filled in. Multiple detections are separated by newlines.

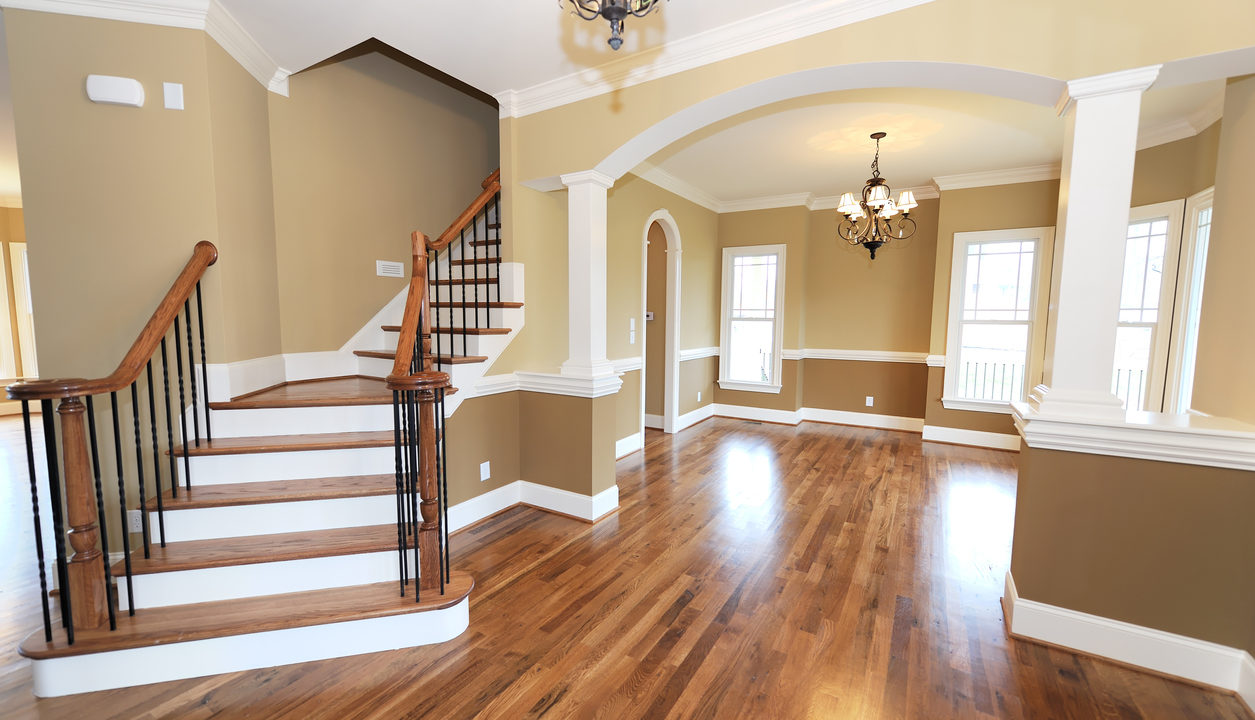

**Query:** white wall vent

left=376, top=260, right=405, bottom=278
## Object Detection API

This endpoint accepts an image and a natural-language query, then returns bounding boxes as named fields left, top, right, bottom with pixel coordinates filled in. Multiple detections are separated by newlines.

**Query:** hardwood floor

left=1, top=416, right=1247, bottom=718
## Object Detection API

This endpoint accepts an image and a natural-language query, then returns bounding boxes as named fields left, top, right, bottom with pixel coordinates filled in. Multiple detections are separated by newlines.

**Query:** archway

left=640, top=209, right=682, bottom=434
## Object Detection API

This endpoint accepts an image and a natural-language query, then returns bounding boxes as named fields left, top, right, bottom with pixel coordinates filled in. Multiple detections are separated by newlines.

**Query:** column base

left=1025, top=384, right=1127, bottom=421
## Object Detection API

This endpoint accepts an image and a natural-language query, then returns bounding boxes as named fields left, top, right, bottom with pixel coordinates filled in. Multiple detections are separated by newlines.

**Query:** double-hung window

left=943, top=227, right=1054, bottom=412
left=718, top=245, right=785, bottom=393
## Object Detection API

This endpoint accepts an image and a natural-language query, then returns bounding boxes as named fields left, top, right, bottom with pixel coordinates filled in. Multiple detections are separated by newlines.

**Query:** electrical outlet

left=865, top=396, right=875, bottom=407
left=479, top=461, right=491, bottom=482
left=127, top=509, right=143, bottom=533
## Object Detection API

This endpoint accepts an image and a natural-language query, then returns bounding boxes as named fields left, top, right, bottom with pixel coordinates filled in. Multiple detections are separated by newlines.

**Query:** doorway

left=640, top=210, right=681, bottom=434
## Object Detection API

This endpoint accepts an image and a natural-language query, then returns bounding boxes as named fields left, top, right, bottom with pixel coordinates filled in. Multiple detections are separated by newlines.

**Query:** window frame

left=942, top=226, right=1055, bottom=413
left=1164, top=189, right=1212, bottom=414
left=718, top=244, right=787, bottom=394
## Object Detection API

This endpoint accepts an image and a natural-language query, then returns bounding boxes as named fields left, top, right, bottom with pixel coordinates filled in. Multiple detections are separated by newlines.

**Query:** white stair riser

left=182, top=447, right=394, bottom=486
left=30, top=597, right=468, bottom=697
left=118, top=549, right=418, bottom=609
left=209, top=404, right=393, bottom=438
left=154, top=494, right=398, bottom=542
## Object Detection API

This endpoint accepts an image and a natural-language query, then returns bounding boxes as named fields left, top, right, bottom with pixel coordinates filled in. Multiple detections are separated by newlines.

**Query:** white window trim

left=1165, top=188, right=1212, bottom=414
left=942, top=226, right=1055, bottom=412
left=718, top=244, right=786, bottom=394
left=1116, top=199, right=1184, bottom=412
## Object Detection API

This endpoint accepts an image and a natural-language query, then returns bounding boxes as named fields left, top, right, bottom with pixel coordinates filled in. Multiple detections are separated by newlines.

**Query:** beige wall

left=802, top=359, right=927, bottom=418
left=0, top=207, right=27, bottom=374
left=923, top=367, right=1016, bottom=435
left=615, top=369, right=640, bottom=445
left=679, top=356, right=716, bottom=415
left=445, top=391, right=521, bottom=505
left=715, top=359, right=802, bottom=411
left=1131, top=121, right=1220, bottom=207
left=805, top=199, right=938, bottom=352
left=519, top=391, right=616, bottom=496
left=1194, top=76, right=1255, bottom=423
left=644, top=222, right=665, bottom=415
left=718, top=206, right=809, bottom=349
left=1012, top=447, right=1255, bottom=654
left=268, top=49, right=498, bottom=354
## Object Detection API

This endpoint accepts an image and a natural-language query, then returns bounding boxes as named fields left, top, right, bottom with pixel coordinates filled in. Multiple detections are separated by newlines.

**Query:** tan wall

left=445, top=391, right=521, bottom=505
left=802, top=359, right=927, bottom=418
left=519, top=391, right=616, bottom=496
left=923, top=366, right=1016, bottom=434
left=805, top=199, right=938, bottom=352
left=268, top=50, right=498, bottom=354
left=615, top=369, right=640, bottom=445
left=714, top=358, right=802, bottom=411
left=1130, top=121, right=1220, bottom=207
left=0, top=207, right=26, bottom=374
left=644, top=222, right=665, bottom=415
left=679, top=355, right=716, bottom=416
left=1011, top=447, right=1255, bottom=654
left=6, top=11, right=227, bottom=376
left=1194, top=76, right=1255, bottom=423
left=718, top=206, right=809, bottom=349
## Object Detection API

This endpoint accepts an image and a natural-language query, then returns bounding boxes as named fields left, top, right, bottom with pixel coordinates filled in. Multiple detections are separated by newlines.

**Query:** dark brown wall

left=445, top=392, right=521, bottom=505
left=1011, top=447, right=1255, bottom=653
left=923, top=367, right=1017, bottom=435
left=714, top=359, right=802, bottom=411
left=802, top=358, right=927, bottom=418
left=519, top=391, right=616, bottom=496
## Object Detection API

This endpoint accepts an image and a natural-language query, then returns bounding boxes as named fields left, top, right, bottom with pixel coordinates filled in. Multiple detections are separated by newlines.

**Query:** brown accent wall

left=714, top=358, right=802, bottom=412
left=802, top=359, right=927, bottom=418
left=1194, top=76, right=1255, bottom=423
left=679, top=356, right=717, bottom=416
left=644, top=222, right=666, bottom=415
left=923, top=367, right=1016, bottom=435
left=519, top=391, right=616, bottom=496
left=444, top=391, right=521, bottom=505
left=805, top=199, right=938, bottom=352
left=615, top=369, right=640, bottom=444
left=268, top=49, right=498, bottom=354
left=1011, top=447, right=1255, bottom=654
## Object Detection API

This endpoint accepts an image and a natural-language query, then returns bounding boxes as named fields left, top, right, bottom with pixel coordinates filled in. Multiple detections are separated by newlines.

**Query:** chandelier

left=836, top=132, right=919, bottom=259
left=566, top=0, right=664, bottom=50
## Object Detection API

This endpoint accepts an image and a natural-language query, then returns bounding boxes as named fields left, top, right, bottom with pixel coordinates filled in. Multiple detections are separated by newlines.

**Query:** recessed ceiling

left=638, top=81, right=1225, bottom=204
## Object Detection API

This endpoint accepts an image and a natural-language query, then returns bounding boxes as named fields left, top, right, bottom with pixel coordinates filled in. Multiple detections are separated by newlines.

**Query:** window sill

left=718, top=380, right=782, bottom=394
left=941, top=397, right=1014, bottom=415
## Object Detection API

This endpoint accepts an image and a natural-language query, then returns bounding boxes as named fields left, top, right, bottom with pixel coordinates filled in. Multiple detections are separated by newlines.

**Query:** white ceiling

left=638, top=81, right=1225, bottom=205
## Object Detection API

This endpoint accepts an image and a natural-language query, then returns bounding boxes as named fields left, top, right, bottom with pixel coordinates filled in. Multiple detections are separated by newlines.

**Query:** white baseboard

left=712, top=403, right=801, bottom=425
left=204, top=355, right=286, bottom=403
left=923, top=424, right=1021, bottom=450
left=284, top=351, right=358, bottom=382
left=447, top=480, right=619, bottom=530
left=643, top=413, right=664, bottom=430
left=1005, top=572, right=1255, bottom=698
left=615, top=432, right=643, bottom=459
left=676, top=403, right=717, bottom=431
left=800, top=407, right=924, bottom=432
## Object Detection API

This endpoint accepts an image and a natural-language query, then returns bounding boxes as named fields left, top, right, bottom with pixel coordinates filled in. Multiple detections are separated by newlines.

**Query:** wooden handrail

left=387, top=231, right=431, bottom=386
left=431, top=169, right=501, bottom=251
left=7, top=241, right=219, bottom=402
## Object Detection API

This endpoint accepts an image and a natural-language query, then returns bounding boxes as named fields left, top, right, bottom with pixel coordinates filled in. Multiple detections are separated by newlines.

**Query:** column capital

left=1056, top=64, right=1162, bottom=115
left=560, top=169, right=616, bottom=190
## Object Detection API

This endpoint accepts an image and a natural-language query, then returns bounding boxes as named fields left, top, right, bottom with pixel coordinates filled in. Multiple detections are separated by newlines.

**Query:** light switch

left=163, top=82, right=184, bottom=110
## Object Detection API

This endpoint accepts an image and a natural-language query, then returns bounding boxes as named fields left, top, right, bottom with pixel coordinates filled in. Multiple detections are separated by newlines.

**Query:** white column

left=560, top=170, right=616, bottom=379
left=1032, top=65, right=1160, bottom=419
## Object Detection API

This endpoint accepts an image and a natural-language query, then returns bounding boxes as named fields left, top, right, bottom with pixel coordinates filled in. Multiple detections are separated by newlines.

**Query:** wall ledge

left=1013, top=402, right=1255, bottom=471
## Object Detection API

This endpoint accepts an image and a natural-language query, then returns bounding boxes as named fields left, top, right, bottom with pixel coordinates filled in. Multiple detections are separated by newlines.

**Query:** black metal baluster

left=160, top=339, right=179, bottom=501
left=406, top=391, right=420, bottom=602
left=184, top=301, right=200, bottom=447
left=22, top=401, right=53, bottom=642
left=195, top=281, right=212, bottom=442
left=84, top=396, right=117, bottom=631
left=173, top=317, right=191, bottom=490
left=392, top=391, right=407, bottom=596
left=145, top=362, right=166, bottom=546
left=40, top=399, right=73, bottom=645
left=472, top=210, right=481, bottom=332
left=459, top=228, right=468, bottom=358
left=109, top=392, right=135, bottom=615
left=492, top=194, right=501, bottom=307
left=130, top=383, right=151, bottom=558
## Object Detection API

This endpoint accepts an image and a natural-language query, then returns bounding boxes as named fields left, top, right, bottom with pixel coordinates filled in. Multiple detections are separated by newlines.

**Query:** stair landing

left=211, top=376, right=391, bottom=409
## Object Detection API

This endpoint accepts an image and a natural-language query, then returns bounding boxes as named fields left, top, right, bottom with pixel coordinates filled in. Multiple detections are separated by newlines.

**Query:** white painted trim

left=340, top=285, right=407, bottom=353
left=643, top=413, right=664, bottom=430
left=800, top=348, right=928, bottom=363
left=283, top=351, right=357, bottom=383
left=717, top=380, right=782, bottom=394
left=615, top=432, right=643, bottom=459
left=624, top=178, right=941, bottom=216
left=520, top=481, right=618, bottom=522
left=1065, top=65, right=1162, bottom=105
left=925, top=354, right=946, bottom=368
left=1240, top=653, right=1255, bottom=712
left=922, top=425, right=1021, bottom=450
left=933, top=163, right=1061, bottom=191
left=632, top=164, right=721, bottom=212
left=1005, top=572, right=1255, bottom=698
left=713, top=403, right=800, bottom=425
left=641, top=208, right=684, bottom=434
left=1012, top=403, right=1255, bottom=472
left=447, top=482, right=522, bottom=533
left=203, top=354, right=285, bottom=403
left=679, top=346, right=719, bottom=361
left=611, top=356, right=643, bottom=373
left=204, top=0, right=288, bottom=96
left=515, top=370, right=623, bottom=398
left=719, top=244, right=786, bottom=394
left=800, top=407, right=924, bottom=432
left=780, top=349, right=804, bottom=361
left=29, top=598, right=469, bottom=697
left=495, top=0, right=938, bottom=118
left=675, top=402, right=717, bottom=432
left=720, top=193, right=816, bottom=214
left=941, top=397, right=1014, bottom=415
left=474, top=374, right=522, bottom=397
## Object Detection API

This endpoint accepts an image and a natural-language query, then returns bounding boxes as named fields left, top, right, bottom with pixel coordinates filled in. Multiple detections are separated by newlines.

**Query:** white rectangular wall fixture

left=163, top=82, right=184, bottom=110
left=376, top=260, right=404, bottom=278
left=86, top=75, right=145, bottom=107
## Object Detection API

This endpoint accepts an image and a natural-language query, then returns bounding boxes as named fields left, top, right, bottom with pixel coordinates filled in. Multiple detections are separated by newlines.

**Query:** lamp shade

left=897, top=190, right=918, bottom=211
left=877, top=199, right=899, bottom=218
left=837, top=192, right=859, bottom=214
left=866, top=183, right=890, bottom=207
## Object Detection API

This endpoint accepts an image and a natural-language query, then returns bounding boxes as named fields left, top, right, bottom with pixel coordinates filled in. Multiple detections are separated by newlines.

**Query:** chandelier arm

left=629, top=0, right=662, bottom=18
left=566, top=0, right=602, bottom=20
left=892, top=216, right=918, bottom=240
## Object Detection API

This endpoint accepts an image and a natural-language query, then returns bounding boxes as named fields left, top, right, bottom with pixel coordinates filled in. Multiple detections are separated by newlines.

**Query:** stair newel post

left=411, top=372, right=450, bottom=593
left=57, top=394, right=111, bottom=631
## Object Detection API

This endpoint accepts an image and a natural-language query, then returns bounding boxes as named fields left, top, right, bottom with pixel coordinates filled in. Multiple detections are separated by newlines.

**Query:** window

left=943, top=227, right=1054, bottom=412
left=1112, top=200, right=1183, bottom=411
left=718, top=245, right=785, bottom=393
left=1165, top=189, right=1212, bottom=413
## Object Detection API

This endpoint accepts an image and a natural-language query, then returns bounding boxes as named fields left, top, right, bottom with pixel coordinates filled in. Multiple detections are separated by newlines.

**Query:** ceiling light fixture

left=836, top=132, right=918, bottom=260
left=566, top=0, right=665, bottom=50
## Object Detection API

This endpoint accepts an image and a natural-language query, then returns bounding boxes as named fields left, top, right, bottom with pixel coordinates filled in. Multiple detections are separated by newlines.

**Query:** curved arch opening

left=641, top=209, right=682, bottom=434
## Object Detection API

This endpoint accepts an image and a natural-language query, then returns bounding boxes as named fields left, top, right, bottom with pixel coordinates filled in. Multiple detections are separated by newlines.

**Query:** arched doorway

left=640, top=209, right=681, bottom=434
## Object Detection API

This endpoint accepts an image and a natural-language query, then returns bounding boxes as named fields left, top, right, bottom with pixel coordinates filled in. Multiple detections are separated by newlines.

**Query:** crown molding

left=560, top=169, right=616, bottom=189
left=632, top=163, right=721, bottom=212
left=1057, top=64, right=1162, bottom=116
left=720, top=192, right=816, bottom=214
left=933, top=163, right=1061, bottom=191
left=494, top=0, right=936, bottom=118
left=0, top=0, right=288, bottom=96
left=1136, top=88, right=1225, bottom=150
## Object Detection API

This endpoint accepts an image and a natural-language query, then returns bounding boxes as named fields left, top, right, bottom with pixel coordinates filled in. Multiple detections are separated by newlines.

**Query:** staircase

left=8, top=170, right=509, bottom=697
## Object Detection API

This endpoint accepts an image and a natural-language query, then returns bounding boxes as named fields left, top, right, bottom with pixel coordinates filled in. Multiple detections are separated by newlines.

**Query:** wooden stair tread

left=116, top=524, right=400, bottom=575
left=210, top=376, right=391, bottom=409
left=144, top=474, right=394, bottom=511
left=431, top=277, right=498, bottom=285
left=20, top=573, right=473, bottom=660
left=449, top=257, right=499, bottom=266
left=172, top=431, right=393, bottom=457
left=431, top=300, right=522, bottom=309
left=380, top=325, right=510, bottom=336
left=354, top=349, right=488, bottom=364
left=469, top=239, right=501, bottom=247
